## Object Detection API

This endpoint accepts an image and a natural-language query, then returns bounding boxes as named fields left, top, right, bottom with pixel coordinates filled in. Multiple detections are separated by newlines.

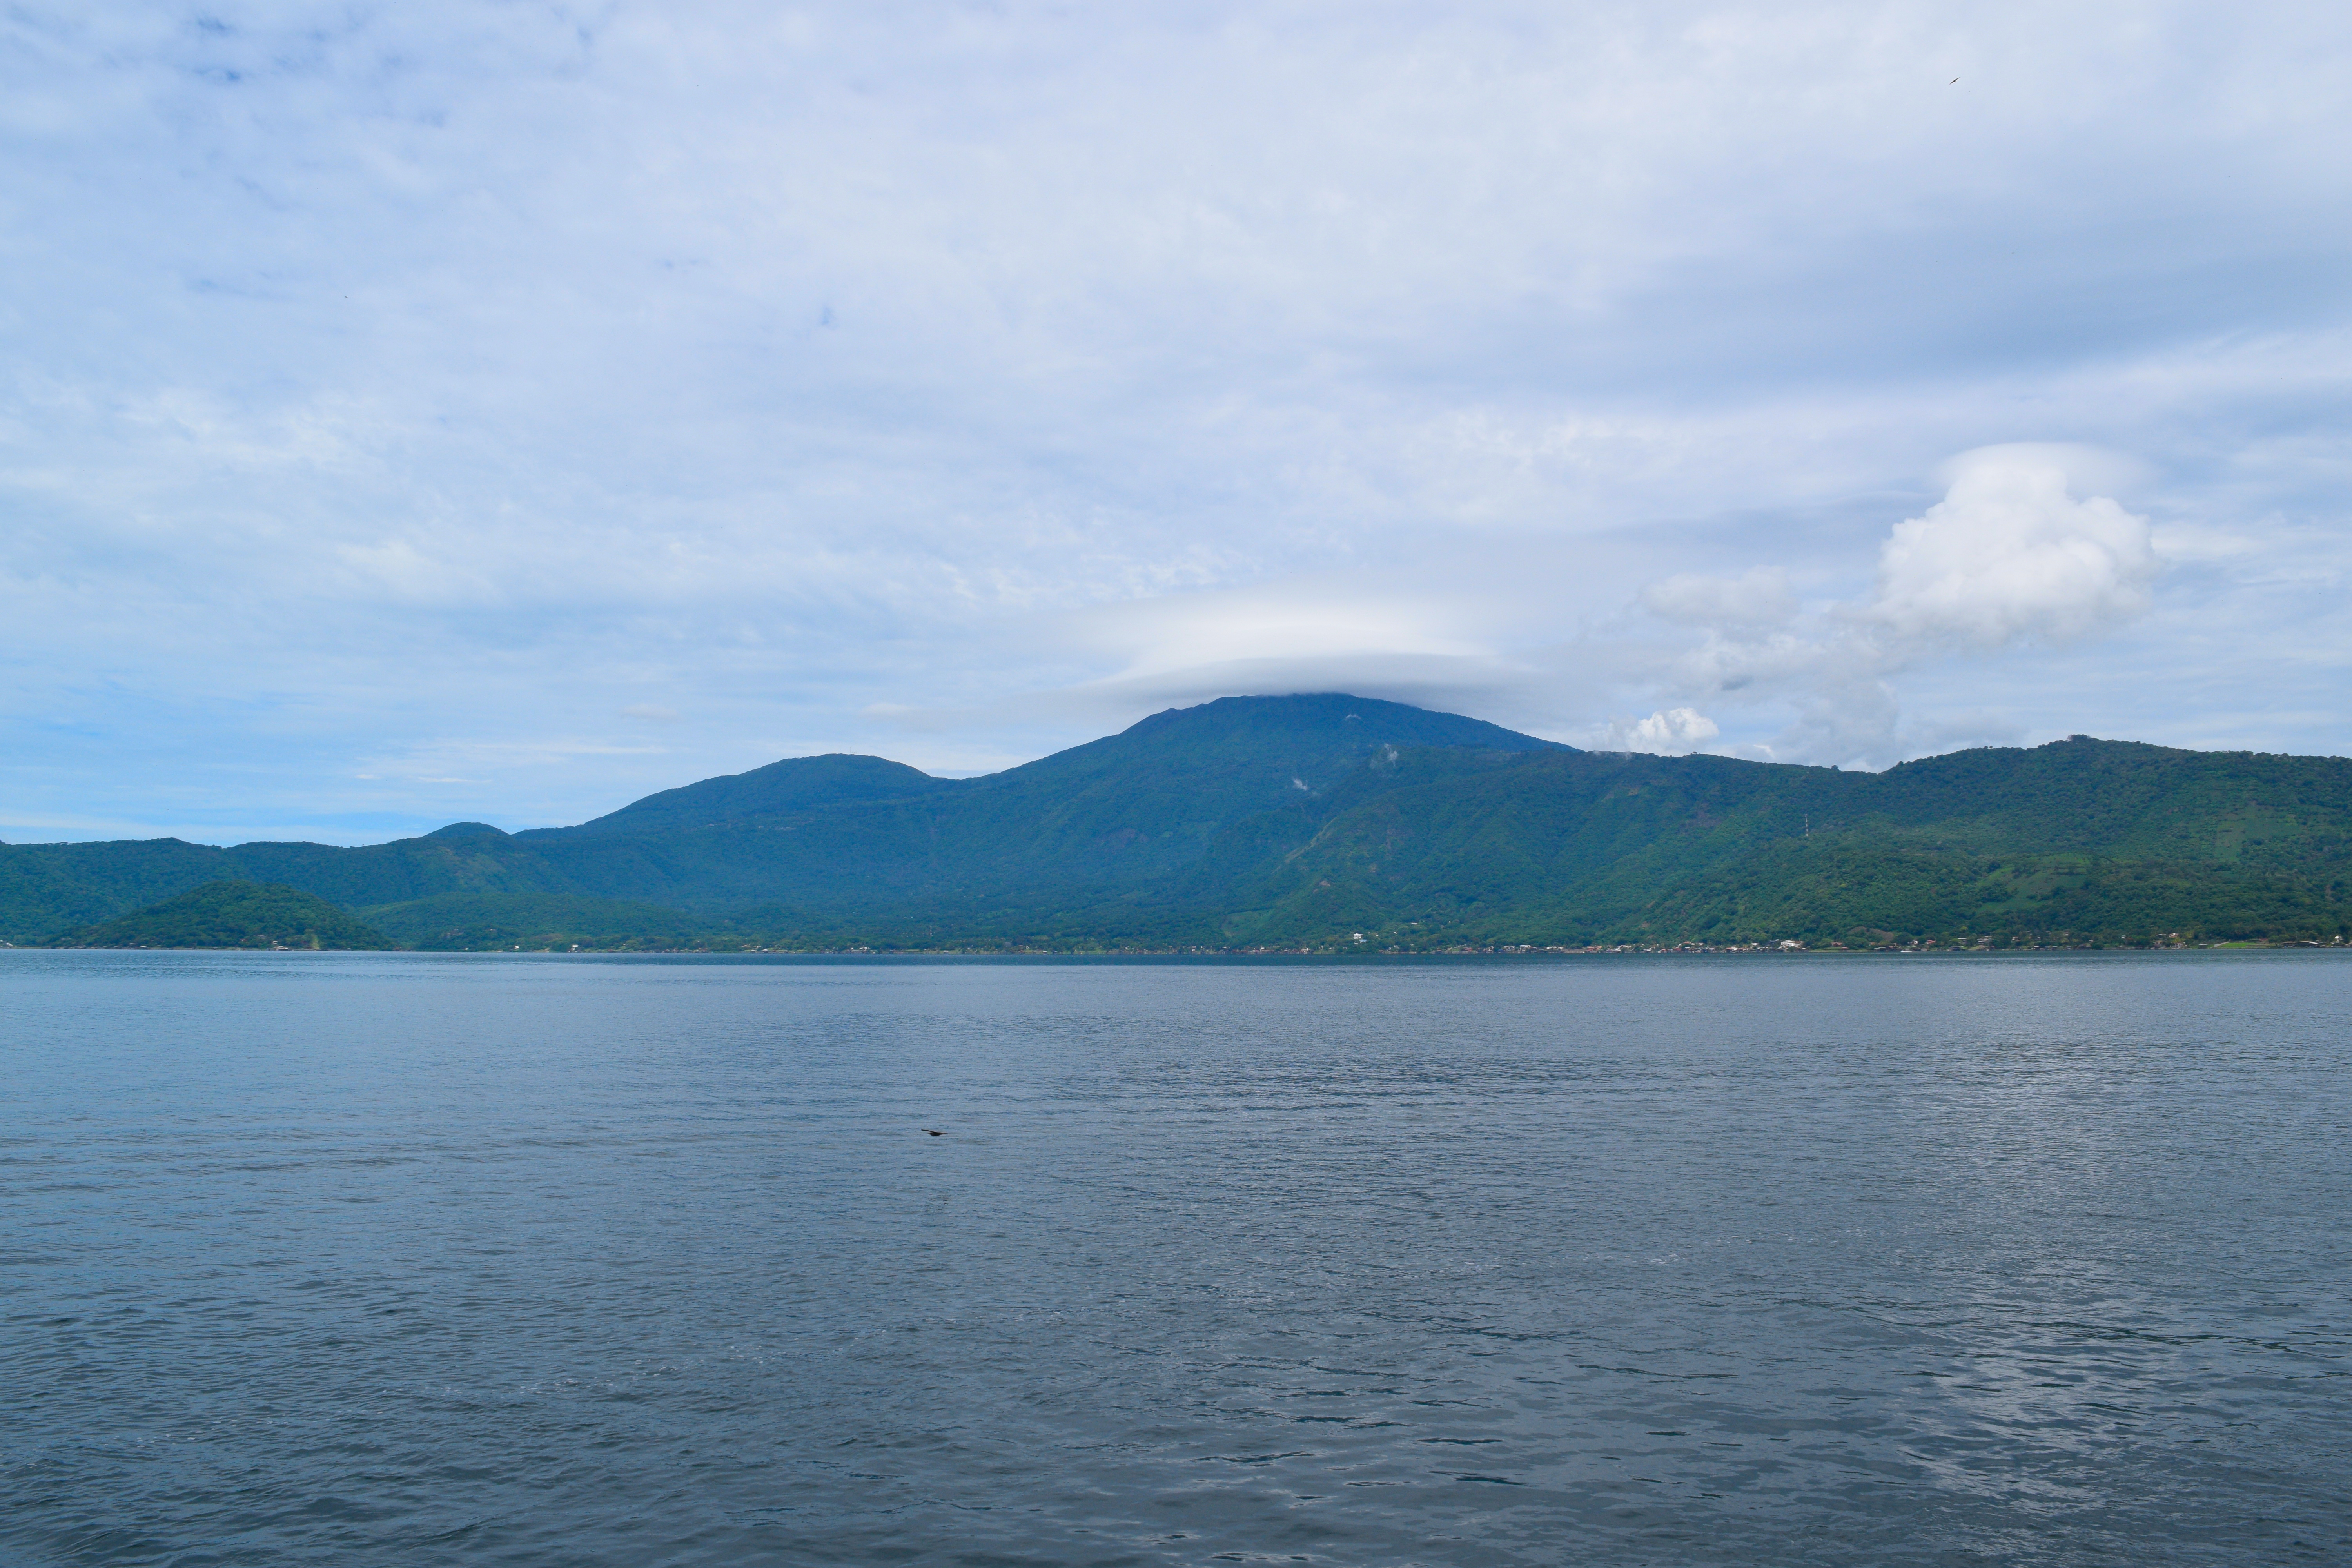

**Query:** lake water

left=3, top=951, right=2348, bottom=1566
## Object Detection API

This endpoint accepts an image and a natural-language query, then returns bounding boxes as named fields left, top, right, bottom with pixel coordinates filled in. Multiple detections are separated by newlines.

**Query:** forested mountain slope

left=44, top=881, right=393, bottom=951
left=7, top=699, right=2348, bottom=949
left=1209, top=737, right=2352, bottom=948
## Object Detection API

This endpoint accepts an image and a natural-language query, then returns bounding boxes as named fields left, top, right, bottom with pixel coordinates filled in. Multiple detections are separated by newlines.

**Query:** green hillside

left=3, top=699, right=2348, bottom=951
left=536, top=754, right=953, bottom=838
left=0, top=693, right=1562, bottom=940
left=1211, top=738, right=2352, bottom=949
left=356, top=891, right=724, bottom=951
left=46, top=881, right=394, bottom=950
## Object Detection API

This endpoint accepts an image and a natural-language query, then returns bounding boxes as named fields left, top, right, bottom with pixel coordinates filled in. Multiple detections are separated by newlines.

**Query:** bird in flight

left=922, top=1128, right=944, bottom=1136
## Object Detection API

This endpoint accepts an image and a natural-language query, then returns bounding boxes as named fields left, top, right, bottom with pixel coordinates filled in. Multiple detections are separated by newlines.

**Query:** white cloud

left=1074, top=587, right=1494, bottom=680
left=1628, top=446, right=2168, bottom=768
left=1867, top=446, right=2159, bottom=650
left=1604, top=707, right=1722, bottom=754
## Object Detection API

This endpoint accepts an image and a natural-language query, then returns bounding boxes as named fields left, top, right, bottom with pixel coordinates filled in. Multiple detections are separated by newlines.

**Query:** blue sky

left=4, top=1, right=2348, bottom=843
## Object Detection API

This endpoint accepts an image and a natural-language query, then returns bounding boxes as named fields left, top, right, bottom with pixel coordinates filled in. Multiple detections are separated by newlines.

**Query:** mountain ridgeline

left=8, top=694, right=2349, bottom=951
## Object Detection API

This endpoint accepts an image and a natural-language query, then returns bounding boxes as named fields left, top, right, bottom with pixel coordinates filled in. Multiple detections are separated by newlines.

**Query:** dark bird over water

left=922, top=1128, right=944, bottom=1136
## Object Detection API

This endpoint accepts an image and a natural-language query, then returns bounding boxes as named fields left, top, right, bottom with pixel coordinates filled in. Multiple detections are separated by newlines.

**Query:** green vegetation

left=1193, top=740, right=2352, bottom=951
left=46, top=881, right=394, bottom=950
left=5, top=698, right=2349, bottom=953
left=356, top=892, right=730, bottom=951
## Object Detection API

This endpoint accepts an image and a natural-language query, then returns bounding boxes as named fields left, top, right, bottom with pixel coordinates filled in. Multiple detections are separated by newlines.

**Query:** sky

left=4, top=1, right=2348, bottom=844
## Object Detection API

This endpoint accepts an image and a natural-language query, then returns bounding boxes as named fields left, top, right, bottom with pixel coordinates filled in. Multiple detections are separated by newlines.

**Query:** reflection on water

left=2, top=951, right=2347, bottom=1565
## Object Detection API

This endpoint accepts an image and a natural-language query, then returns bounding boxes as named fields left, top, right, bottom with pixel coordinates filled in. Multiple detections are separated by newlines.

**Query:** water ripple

left=2, top=950, right=2348, bottom=1565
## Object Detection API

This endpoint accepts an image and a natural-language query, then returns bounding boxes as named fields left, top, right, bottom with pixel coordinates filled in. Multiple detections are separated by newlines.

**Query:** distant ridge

left=523, top=754, right=954, bottom=840
left=2, top=696, right=2347, bottom=951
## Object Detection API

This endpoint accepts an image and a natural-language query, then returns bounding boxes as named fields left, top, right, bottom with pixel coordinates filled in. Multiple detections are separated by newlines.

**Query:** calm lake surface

left=3, top=951, right=2347, bottom=1567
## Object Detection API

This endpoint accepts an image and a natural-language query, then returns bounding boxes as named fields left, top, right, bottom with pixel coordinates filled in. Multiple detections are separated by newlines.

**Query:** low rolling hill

left=44, top=881, right=394, bottom=950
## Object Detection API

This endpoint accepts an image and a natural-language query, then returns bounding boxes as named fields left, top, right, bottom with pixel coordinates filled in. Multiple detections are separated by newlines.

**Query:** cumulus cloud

left=1628, top=446, right=2165, bottom=767
left=1867, top=447, right=2158, bottom=650
left=1604, top=707, right=1722, bottom=754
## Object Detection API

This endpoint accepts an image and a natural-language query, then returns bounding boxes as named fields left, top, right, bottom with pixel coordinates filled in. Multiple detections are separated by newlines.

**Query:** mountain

left=45, top=880, right=394, bottom=950
left=1198, top=737, right=2352, bottom=949
left=524, top=754, right=953, bottom=838
left=0, top=695, right=1561, bottom=942
left=2, top=697, right=2347, bottom=951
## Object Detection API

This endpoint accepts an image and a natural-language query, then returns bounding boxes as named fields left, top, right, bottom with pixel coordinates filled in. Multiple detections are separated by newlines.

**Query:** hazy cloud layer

left=2, top=2, right=2348, bottom=838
